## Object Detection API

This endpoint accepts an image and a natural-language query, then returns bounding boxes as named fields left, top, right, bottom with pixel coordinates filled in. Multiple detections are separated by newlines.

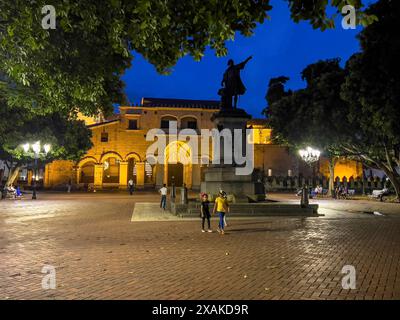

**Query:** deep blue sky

left=122, top=0, right=372, bottom=117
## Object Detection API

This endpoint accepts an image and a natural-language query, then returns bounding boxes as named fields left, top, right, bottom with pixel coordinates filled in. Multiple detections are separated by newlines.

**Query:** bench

left=369, top=189, right=389, bottom=201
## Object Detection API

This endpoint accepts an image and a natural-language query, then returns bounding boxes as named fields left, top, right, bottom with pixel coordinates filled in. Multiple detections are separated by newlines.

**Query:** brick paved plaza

left=1, top=192, right=400, bottom=300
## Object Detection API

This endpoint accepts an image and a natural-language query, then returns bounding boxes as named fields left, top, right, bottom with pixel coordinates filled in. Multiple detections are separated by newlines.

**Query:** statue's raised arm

left=236, top=56, right=253, bottom=70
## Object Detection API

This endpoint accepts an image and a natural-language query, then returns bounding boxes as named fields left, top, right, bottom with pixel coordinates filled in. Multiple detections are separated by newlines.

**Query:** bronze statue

left=220, top=56, right=252, bottom=109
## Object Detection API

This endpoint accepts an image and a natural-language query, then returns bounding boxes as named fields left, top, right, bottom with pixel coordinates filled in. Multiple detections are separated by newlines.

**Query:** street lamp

left=298, top=147, right=321, bottom=207
left=298, top=147, right=320, bottom=165
left=21, top=141, right=51, bottom=199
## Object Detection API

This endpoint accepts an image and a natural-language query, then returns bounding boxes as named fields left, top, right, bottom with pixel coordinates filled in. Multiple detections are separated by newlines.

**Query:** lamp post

left=22, top=141, right=51, bottom=199
left=298, top=147, right=320, bottom=207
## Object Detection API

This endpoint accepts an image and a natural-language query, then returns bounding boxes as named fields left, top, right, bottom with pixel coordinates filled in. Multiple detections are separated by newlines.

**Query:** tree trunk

left=328, top=157, right=335, bottom=197
left=6, top=165, right=21, bottom=187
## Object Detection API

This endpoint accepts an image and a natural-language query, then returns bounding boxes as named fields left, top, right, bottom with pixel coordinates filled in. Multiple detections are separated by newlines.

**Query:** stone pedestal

left=201, top=108, right=259, bottom=203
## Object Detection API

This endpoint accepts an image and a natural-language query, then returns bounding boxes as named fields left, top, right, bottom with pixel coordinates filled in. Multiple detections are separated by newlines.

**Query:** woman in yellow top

left=213, top=190, right=229, bottom=234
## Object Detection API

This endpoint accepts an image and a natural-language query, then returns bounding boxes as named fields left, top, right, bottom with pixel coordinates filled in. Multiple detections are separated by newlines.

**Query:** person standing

left=159, top=184, right=168, bottom=210
left=67, top=178, right=72, bottom=193
left=213, top=190, right=229, bottom=235
left=128, top=178, right=134, bottom=195
left=200, top=193, right=212, bottom=233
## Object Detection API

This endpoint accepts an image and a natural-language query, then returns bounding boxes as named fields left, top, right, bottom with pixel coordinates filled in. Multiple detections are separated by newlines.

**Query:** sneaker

left=221, top=230, right=225, bottom=235
left=207, top=229, right=212, bottom=233
left=202, top=230, right=206, bottom=233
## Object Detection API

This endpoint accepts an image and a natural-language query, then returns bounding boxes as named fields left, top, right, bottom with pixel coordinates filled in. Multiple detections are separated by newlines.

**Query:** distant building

left=41, top=97, right=362, bottom=190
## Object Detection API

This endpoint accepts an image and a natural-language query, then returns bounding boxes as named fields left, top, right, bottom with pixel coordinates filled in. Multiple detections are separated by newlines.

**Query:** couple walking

left=200, top=190, right=229, bottom=235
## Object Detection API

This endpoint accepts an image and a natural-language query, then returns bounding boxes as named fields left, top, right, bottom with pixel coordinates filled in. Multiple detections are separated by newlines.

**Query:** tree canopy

left=264, top=0, right=400, bottom=200
left=0, top=99, right=92, bottom=185
left=0, top=0, right=375, bottom=117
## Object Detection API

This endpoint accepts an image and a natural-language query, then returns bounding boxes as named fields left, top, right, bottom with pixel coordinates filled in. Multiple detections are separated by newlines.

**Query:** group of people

left=334, top=184, right=349, bottom=199
left=158, top=185, right=230, bottom=235
left=0, top=184, right=22, bottom=199
left=311, top=185, right=323, bottom=197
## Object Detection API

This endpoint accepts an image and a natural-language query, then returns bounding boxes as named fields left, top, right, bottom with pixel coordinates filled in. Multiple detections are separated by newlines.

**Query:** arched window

left=181, top=117, right=197, bottom=130
left=160, top=116, right=178, bottom=129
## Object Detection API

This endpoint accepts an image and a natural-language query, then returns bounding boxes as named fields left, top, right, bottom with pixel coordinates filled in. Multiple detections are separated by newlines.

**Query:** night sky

left=122, top=0, right=372, bottom=117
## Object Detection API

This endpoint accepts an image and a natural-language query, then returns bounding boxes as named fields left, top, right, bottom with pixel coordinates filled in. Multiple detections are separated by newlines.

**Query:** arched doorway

left=103, top=157, right=119, bottom=183
left=80, top=161, right=95, bottom=183
left=168, top=163, right=184, bottom=187
left=164, top=141, right=192, bottom=187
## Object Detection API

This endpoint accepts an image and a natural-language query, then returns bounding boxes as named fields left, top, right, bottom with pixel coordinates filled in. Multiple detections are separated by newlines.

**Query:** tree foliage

left=265, top=0, right=400, bottom=200
left=0, top=99, right=92, bottom=185
left=0, top=0, right=375, bottom=116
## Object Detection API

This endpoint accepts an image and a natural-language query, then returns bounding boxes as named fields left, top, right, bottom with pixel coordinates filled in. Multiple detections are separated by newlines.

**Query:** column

left=156, top=164, right=164, bottom=188
left=136, top=162, right=145, bottom=189
left=94, top=164, right=103, bottom=189
left=119, top=161, right=128, bottom=189
left=27, top=170, right=33, bottom=186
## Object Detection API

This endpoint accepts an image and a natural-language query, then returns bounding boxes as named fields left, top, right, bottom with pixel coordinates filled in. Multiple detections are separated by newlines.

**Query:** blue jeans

left=160, top=195, right=167, bottom=209
left=218, top=211, right=225, bottom=230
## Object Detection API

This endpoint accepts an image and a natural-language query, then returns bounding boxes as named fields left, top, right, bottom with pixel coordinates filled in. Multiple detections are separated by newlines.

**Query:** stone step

left=131, top=202, right=176, bottom=221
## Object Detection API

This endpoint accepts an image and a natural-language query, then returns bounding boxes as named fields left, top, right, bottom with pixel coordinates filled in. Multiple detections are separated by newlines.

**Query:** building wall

left=44, top=106, right=363, bottom=190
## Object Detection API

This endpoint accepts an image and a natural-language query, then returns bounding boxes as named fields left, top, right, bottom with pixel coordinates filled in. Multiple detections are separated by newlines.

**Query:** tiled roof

left=141, top=97, right=220, bottom=109
left=87, top=119, right=119, bottom=128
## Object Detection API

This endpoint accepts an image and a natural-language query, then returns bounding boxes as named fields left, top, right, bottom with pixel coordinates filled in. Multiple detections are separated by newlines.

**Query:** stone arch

left=77, top=156, right=98, bottom=184
left=124, top=152, right=141, bottom=162
left=78, top=156, right=99, bottom=167
left=100, top=151, right=123, bottom=163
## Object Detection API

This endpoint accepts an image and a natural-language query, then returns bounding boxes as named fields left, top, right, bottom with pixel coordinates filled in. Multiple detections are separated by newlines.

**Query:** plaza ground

left=0, top=191, right=400, bottom=300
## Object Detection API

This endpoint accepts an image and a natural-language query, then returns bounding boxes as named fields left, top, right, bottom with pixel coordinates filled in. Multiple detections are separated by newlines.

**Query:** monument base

left=202, top=107, right=259, bottom=203
left=201, top=166, right=258, bottom=203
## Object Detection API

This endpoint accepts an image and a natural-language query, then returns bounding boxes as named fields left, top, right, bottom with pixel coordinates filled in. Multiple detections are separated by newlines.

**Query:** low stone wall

left=264, top=176, right=388, bottom=193
left=173, top=201, right=319, bottom=218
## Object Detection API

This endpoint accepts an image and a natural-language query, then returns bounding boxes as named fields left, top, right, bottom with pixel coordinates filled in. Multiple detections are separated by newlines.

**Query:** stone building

left=42, top=97, right=362, bottom=190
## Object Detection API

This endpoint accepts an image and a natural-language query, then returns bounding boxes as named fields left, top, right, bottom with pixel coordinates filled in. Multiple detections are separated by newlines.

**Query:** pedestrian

left=200, top=193, right=212, bottom=233
left=67, top=178, right=72, bottom=193
left=159, top=184, right=168, bottom=210
left=128, top=178, right=134, bottom=195
left=213, top=190, right=229, bottom=235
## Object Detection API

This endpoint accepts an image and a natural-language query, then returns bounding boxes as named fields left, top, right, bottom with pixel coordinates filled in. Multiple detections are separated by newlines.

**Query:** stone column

left=27, top=170, right=33, bottom=186
left=94, top=164, right=103, bottom=189
left=156, top=164, right=164, bottom=188
left=136, top=162, right=145, bottom=189
left=119, top=161, right=128, bottom=189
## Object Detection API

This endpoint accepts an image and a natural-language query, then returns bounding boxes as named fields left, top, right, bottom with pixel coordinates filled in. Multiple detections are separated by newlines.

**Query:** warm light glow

left=299, top=146, right=320, bottom=165
left=32, top=141, right=41, bottom=154
left=44, top=144, right=51, bottom=154
left=22, top=143, right=30, bottom=153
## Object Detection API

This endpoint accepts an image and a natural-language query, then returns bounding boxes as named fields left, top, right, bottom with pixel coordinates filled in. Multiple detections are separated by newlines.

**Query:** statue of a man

left=220, top=56, right=252, bottom=109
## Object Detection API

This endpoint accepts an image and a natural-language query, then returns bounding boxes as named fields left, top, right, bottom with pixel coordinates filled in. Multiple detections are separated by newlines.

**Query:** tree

left=341, top=0, right=400, bottom=200
left=0, top=1, right=375, bottom=117
left=0, top=101, right=92, bottom=186
left=264, top=59, right=350, bottom=195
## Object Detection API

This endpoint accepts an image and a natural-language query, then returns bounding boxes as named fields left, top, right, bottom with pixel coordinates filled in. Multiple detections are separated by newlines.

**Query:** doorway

left=168, top=163, right=183, bottom=187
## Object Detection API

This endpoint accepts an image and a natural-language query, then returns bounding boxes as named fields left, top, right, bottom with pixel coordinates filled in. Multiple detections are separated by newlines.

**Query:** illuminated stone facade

left=44, top=98, right=362, bottom=190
